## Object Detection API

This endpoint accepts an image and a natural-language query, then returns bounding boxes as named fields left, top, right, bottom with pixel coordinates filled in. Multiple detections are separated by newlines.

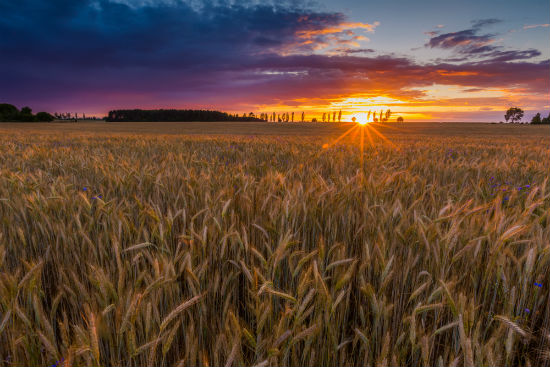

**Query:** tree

left=19, top=106, right=34, bottom=121
left=504, top=107, right=524, bottom=123
left=36, top=112, right=54, bottom=122
left=351, top=117, right=357, bottom=123
left=397, top=116, right=404, bottom=123
left=322, top=113, right=326, bottom=122
left=531, top=113, right=542, bottom=124
left=291, top=112, right=294, bottom=122
left=542, top=113, right=550, bottom=124
left=338, top=110, right=342, bottom=123
left=0, top=103, right=19, bottom=121
left=301, top=111, right=305, bottom=122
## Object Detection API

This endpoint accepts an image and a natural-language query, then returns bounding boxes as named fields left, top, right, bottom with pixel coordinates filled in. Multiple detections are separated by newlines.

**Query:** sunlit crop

left=0, top=129, right=548, bottom=366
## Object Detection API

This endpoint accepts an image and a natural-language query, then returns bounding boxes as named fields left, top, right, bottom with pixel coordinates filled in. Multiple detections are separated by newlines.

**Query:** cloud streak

left=523, top=23, right=550, bottom=29
left=425, top=20, right=543, bottom=64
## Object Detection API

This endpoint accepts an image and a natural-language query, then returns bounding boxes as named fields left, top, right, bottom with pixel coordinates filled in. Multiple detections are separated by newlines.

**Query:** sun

left=350, top=112, right=370, bottom=125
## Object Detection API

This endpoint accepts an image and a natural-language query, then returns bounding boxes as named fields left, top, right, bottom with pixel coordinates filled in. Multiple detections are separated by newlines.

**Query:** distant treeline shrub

left=0, top=103, right=54, bottom=122
left=106, top=109, right=266, bottom=122
left=530, top=112, right=550, bottom=124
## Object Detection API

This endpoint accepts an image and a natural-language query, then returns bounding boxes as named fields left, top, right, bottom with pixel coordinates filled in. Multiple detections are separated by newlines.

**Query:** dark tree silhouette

left=106, top=109, right=264, bottom=122
left=0, top=103, right=19, bottom=121
left=35, top=112, right=54, bottom=122
left=19, top=106, right=34, bottom=122
left=397, top=116, right=404, bottom=123
left=504, top=107, right=524, bottom=123
left=301, top=111, right=305, bottom=122
left=532, top=112, right=550, bottom=124
left=0, top=104, right=57, bottom=122
left=338, top=110, right=342, bottom=123
left=531, top=113, right=541, bottom=124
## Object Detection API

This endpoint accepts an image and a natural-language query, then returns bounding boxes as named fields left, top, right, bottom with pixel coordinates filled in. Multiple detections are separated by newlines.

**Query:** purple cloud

left=471, top=18, right=502, bottom=29
left=427, top=29, right=496, bottom=53
left=426, top=20, right=542, bottom=63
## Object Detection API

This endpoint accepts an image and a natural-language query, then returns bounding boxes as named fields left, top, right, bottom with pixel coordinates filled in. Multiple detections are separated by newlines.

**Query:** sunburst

left=319, top=116, right=402, bottom=179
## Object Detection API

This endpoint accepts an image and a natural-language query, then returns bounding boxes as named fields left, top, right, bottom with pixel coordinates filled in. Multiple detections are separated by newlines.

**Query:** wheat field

left=0, top=122, right=549, bottom=366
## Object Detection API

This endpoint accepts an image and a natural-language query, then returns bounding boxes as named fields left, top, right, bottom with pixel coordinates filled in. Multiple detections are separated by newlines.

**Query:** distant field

left=0, top=120, right=549, bottom=138
left=0, top=122, right=549, bottom=366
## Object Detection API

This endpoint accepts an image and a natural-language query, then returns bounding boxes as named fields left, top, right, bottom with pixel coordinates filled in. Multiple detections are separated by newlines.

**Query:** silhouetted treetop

left=106, top=109, right=266, bottom=122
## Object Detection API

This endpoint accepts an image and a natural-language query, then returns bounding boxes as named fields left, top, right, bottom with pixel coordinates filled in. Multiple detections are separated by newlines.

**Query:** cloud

left=0, top=0, right=548, bottom=119
left=426, top=21, right=543, bottom=63
left=479, top=49, right=542, bottom=62
left=424, top=31, right=440, bottom=37
left=426, top=29, right=497, bottom=54
left=334, top=48, right=375, bottom=55
left=290, top=20, right=378, bottom=54
left=471, top=18, right=502, bottom=29
left=523, top=23, right=550, bottom=29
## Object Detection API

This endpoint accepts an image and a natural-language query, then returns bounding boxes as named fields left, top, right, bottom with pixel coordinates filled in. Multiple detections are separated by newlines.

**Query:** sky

left=0, top=0, right=548, bottom=121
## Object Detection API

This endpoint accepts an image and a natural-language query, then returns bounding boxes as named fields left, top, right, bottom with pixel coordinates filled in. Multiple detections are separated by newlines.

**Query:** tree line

left=259, top=109, right=403, bottom=123
left=106, top=109, right=266, bottom=122
left=504, top=107, right=550, bottom=124
left=53, top=112, right=101, bottom=121
left=0, top=103, right=54, bottom=122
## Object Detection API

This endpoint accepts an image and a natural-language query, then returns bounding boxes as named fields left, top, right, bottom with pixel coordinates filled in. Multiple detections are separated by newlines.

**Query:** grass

left=0, top=122, right=548, bottom=366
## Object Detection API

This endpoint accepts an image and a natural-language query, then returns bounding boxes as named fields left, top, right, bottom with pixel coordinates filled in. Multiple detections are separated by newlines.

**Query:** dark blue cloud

left=471, top=18, right=502, bottom=29
left=0, top=0, right=344, bottom=70
left=426, top=20, right=542, bottom=63
left=479, top=49, right=542, bottom=62
left=426, top=29, right=496, bottom=53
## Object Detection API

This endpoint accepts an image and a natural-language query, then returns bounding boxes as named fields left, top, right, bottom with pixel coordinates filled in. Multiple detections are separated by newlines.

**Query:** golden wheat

left=0, top=128, right=548, bottom=366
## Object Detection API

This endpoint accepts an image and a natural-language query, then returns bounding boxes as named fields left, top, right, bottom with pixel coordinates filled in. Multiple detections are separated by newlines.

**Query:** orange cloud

left=437, top=70, right=479, bottom=76
left=296, top=21, right=379, bottom=38
left=523, top=24, right=550, bottom=29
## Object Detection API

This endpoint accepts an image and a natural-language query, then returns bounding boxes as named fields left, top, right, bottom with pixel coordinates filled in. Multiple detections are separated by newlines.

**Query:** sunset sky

left=1, top=0, right=549, bottom=121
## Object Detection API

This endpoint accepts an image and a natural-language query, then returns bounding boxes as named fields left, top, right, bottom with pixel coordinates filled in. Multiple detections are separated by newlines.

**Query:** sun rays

left=319, top=118, right=402, bottom=178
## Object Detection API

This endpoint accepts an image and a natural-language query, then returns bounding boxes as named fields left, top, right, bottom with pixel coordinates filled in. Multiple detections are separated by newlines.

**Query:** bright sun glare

left=351, top=112, right=369, bottom=125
